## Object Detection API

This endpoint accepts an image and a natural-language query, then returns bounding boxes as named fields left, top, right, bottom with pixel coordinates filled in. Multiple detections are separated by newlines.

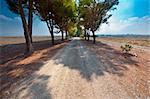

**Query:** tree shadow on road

left=3, top=74, right=51, bottom=99
left=85, top=40, right=139, bottom=76
left=54, top=40, right=139, bottom=81
left=0, top=39, right=67, bottom=64
left=0, top=40, right=68, bottom=98
left=91, top=40, right=139, bottom=70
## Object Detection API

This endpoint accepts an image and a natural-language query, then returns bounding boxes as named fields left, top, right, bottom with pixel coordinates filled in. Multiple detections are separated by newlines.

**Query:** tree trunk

left=65, top=30, right=68, bottom=39
left=28, top=0, right=33, bottom=43
left=87, top=33, right=89, bottom=41
left=61, top=30, right=64, bottom=41
left=46, top=21, right=54, bottom=45
left=84, top=29, right=86, bottom=40
left=18, top=0, right=33, bottom=54
left=92, top=30, right=96, bottom=44
left=51, top=25, right=54, bottom=45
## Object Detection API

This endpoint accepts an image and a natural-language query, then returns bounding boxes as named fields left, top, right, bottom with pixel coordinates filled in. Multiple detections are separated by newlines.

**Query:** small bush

left=80, top=34, right=84, bottom=38
left=121, top=44, right=133, bottom=53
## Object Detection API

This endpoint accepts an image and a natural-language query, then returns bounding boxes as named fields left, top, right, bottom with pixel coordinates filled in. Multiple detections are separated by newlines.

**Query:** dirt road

left=7, top=38, right=149, bottom=99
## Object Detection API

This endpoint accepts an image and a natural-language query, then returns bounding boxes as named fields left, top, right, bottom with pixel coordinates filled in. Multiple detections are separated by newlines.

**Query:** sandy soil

left=1, top=37, right=149, bottom=99
left=97, top=37, right=150, bottom=47
left=84, top=39, right=150, bottom=99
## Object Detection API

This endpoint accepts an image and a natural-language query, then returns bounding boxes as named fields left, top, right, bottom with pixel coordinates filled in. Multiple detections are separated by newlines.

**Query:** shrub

left=80, top=34, right=84, bottom=38
left=121, top=44, right=133, bottom=53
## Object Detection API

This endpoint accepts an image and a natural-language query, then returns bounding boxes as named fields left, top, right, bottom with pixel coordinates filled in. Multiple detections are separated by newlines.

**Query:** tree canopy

left=6, top=0, right=119, bottom=53
left=78, top=0, right=119, bottom=43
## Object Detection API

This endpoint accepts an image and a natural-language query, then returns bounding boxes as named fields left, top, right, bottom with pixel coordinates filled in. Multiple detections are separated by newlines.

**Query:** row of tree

left=78, top=0, right=119, bottom=43
left=6, top=0, right=119, bottom=54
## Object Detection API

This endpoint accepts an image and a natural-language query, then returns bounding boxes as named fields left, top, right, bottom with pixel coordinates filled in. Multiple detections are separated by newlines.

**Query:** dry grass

left=97, top=37, right=150, bottom=47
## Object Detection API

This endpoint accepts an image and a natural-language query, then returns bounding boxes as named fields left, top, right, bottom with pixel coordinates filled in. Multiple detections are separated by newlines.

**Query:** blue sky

left=0, top=0, right=150, bottom=36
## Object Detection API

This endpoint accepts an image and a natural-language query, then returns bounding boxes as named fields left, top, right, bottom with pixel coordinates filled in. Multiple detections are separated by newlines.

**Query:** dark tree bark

left=50, top=25, right=54, bottom=45
left=46, top=20, right=54, bottom=45
left=65, top=30, right=68, bottom=39
left=61, top=30, right=64, bottom=41
left=28, top=0, right=33, bottom=43
left=92, top=30, right=96, bottom=44
left=84, top=29, right=86, bottom=40
left=18, top=0, right=33, bottom=54
left=87, top=33, right=90, bottom=41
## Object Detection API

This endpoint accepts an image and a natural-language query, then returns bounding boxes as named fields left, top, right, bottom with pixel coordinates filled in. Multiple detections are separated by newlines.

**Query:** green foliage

left=68, top=24, right=77, bottom=37
left=7, top=0, right=119, bottom=40
left=80, top=34, right=85, bottom=38
left=121, top=44, right=133, bottom=53
left=35, top=0, right=77, bottom=35
left=78, top=0, right=119, bottom=32
left=6, top=0, right=29, bottom=15
left=53, top=0, right=77, bottom=30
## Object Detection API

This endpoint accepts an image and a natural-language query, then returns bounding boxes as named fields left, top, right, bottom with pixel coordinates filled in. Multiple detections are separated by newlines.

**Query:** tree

left=68, top=21, right=78, bottom=37
left=52, top=0, right=77, bottom=39
left=6, top=0, right=34, bottom=54
left=78, top=0, right=93, bottom=40
left=34, top=0, right=77, bottom=43
left=33, top=0, right=77, bottom=44
left=79, top=0, right=119, bottom=43
left=34, top=0, right=55, bottom=45
left=28, top=0, right=33, bottom=43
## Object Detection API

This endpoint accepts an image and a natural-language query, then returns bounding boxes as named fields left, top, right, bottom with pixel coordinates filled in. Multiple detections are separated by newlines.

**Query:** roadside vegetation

left=121, top=44, right=133, bottom=53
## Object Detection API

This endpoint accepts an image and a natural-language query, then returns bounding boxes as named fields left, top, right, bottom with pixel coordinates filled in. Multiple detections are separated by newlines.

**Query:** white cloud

left=14, top=17, right=22, bottom=21
left=96, top=16, right=150, bottom=35
left=0, top=15, right=13, bottom=21
left=0, top=14, right=52, bottom=36
left=1, top=14, right=150, bottom=36
left=0, top=15, right=21, bottom=23
left=0, top=15, right=23, bottom=36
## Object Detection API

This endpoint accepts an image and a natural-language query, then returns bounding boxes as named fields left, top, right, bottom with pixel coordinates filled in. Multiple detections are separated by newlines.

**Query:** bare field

left=97, top=37, right=150, bottom=47
left=1, top=36, right=149, bottom=46
left=0, top=36, right=61, bottom=45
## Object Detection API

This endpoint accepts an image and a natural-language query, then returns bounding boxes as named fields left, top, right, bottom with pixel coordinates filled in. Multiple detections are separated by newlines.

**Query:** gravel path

left=8, top=38, right=139, bottom=99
